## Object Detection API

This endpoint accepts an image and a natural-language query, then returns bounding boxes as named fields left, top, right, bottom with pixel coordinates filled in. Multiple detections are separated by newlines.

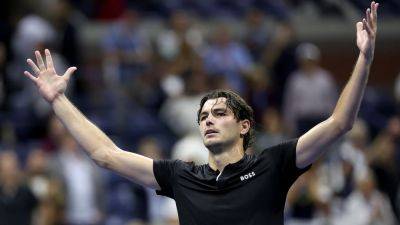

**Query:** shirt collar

left=206, top=154, right=251, bottom=174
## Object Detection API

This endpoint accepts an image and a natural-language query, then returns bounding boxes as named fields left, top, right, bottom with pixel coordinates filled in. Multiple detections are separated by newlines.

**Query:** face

left=199, top=97, right=249, bottom=153
left=0, top=152, right=20, bottom=181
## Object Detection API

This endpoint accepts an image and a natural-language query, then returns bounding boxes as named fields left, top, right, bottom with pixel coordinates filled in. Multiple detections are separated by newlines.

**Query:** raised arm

left=24, top=50, right=160, bottom=189
left=296, top=2, right=379, bottom=168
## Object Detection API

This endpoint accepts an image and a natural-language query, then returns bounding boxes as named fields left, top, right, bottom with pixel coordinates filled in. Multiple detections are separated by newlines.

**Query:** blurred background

left=0, top=0, right=400, bottom=224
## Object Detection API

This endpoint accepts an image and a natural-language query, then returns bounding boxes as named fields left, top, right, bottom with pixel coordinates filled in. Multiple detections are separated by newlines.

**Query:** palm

left=36, top=68, right=67, bottom=102
left=357, top=29, right=372, bottom=56
left=25, top=50, right=76, bottom=103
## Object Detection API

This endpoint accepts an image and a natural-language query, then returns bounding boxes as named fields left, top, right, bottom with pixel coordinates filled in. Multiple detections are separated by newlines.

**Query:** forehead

left=201, top=97, right=228, bottom=113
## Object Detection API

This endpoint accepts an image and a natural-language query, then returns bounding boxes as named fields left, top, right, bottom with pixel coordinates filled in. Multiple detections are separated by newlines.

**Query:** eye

left=200, top=115, right=207, bottom=121
left=216, top=112, right=226, bottom=117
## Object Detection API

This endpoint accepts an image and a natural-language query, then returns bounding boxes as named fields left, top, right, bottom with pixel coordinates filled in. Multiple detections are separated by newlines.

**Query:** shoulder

left=260, top=139, right=298, bottom=156
left=257, top=139, right=299, bottom=169
left=154, top=159, right=196, bottom=171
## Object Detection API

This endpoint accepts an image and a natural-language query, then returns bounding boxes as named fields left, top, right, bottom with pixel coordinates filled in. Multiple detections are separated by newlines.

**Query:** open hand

left=356, top=1, right=379, bottom=61
left=24, top=49, right=76, bottom=103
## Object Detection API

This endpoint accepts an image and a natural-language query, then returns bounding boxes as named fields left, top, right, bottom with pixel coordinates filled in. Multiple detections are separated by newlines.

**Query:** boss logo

left=240, top=171, right=256, bottom=181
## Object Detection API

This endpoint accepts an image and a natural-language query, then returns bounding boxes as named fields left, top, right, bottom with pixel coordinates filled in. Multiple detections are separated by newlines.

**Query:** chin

left=205, top=140, right=225, bottom=154
left=204, top=139, right=217, bottom=148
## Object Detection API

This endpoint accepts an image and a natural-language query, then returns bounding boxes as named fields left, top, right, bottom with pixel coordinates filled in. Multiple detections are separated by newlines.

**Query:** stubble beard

left=205, top=137, right=235, bottom=155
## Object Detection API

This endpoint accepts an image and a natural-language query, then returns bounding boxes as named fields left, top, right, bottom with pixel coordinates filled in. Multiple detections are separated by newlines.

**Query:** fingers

left=45, top=49, right=54, bottom=70
left=363, top=18, right=373, bottom=36
left=366, top=8, right=371, bottom=25
left=356, top=21, right=363, bottom=34
left=371, top=2, right=379, bottom=21
left=63, top=67, right=77, bottom=81
left=364, top=2, right=378, bottom=30
left=357, top=2, right=378, bottom=37
left=35, top=51, right=46, bottom=70
left=370, top=2, right=378, bottom=26
left=27, top=59, right=41, bottom=75
left=23, top=71, right=38, bottom=82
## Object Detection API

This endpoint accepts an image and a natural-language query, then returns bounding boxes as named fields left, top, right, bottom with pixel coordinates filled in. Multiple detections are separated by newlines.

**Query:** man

left=0, top=151, right=38, bottom=225
left=24, top=2, right=379, bottom=224
left=283, top=42, right=337, bottom=136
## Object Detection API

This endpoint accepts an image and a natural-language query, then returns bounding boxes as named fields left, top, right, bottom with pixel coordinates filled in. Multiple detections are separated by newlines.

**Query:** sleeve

left=261, top=138, right=311, bottom=189
left=153, top=159, right=181, bottom=199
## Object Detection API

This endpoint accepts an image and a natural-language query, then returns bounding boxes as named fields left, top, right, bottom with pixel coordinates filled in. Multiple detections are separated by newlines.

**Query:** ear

left=240, top=119, right=251, bottom=136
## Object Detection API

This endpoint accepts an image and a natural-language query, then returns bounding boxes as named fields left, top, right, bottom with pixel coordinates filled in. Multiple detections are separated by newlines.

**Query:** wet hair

left=197, top=89, right=255, bottom=151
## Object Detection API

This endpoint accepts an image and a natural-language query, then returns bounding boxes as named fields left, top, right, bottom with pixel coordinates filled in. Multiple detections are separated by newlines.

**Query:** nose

left=205, top=115, right=214, bottom=126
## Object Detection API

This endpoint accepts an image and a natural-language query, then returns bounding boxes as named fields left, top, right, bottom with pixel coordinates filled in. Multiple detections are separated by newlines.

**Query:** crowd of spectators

left=0, top=0, right=400, bottom=224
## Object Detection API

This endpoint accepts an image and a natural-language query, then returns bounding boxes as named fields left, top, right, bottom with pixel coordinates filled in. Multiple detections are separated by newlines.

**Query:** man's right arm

left=25, top=50, right=160, bottom=190
left=53, top=95, right=160, bottom=189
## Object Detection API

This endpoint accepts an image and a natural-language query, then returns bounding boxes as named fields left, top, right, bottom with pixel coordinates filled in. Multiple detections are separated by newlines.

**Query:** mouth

left=205, top=129, right=218, bottom=136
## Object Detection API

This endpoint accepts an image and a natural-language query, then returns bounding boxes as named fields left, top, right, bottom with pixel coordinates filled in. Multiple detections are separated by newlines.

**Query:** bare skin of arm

left=296, top=2, right=379, bottom=168
left=25, top=50, right=160, bottom=190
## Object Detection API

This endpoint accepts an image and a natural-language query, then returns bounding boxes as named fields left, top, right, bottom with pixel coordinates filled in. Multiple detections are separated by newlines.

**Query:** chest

left=174, top=162, right=285, bottom=216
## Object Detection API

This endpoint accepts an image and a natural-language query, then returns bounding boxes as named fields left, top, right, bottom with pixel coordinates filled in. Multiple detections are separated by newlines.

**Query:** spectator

left=26, top=147, right=64, bottom=225
left=161, top=69, right=210, bottom=164
left=393, top=71, right=400, bottom=105
left=368, top=116, right=400, bottom=221
left=246, top=65, right=271, bottom=122
left=266, top=22, right=298, bottom=107
left=138, top=138, right=179, bottom=225
left=41, top=114, right=68, bottom=153
left=283, top=42, right=337, bottom=135
left=202, top=23, right=253, bottom=93
left=108, top=137, right=179, bottom=225
left=336, top=170, right=396, bottom=225
left=338, top=119, right=370, bottom=183
left=102, top=8, right=152, bottom=86
left=0, top=151, right=38, bottom=225
left=286, top=165, right=327, bottom=225
left=156, top=10, right=204, bottom=62
left=243, top=8, right=273, bottom=61
left=0, top=43, right=6, bottom=110
left=160, top=69, right=209, bottom=136
left=254, top=107, right=287, bottom=153
left=51, top=135, right=104, bottom=225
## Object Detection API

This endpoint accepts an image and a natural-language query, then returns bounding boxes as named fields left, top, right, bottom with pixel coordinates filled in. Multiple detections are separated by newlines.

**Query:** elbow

left=342, top=123, right=354, bottom=132
left=340, top=118, right=354, bottom=133
left=90, top=147, right=114, bottom=169
left=332, top=117, right=353, bottom=134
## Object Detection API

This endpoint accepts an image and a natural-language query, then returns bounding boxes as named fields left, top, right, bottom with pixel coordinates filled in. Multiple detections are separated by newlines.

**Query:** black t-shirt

left=153, top=139, right=310, bottom=225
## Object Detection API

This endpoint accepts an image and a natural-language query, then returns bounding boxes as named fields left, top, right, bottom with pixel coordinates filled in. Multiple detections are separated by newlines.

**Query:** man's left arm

left=296, top=2, right=379, bottom=168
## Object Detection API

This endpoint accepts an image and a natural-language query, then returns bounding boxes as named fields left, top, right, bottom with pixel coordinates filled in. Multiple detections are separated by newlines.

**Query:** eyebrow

left=213, top=108, right=227, bottom=112
left=200, top=107, right=228, bottom=116
left=199, top=111, right=208, bottom=117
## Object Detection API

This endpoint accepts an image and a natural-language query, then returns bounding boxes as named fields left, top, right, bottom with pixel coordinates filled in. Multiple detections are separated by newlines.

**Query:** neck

left=208, top=145, right=245, bottom=172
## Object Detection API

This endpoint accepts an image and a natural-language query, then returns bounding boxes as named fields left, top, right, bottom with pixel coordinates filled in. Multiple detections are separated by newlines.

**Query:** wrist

left=51, top=94, right=67, bottom=107
left=359, top=52, right=374, bottom=65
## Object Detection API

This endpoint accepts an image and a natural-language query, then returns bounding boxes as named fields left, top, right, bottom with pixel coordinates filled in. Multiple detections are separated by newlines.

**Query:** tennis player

left=24, top=2, right=379, bottom=224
